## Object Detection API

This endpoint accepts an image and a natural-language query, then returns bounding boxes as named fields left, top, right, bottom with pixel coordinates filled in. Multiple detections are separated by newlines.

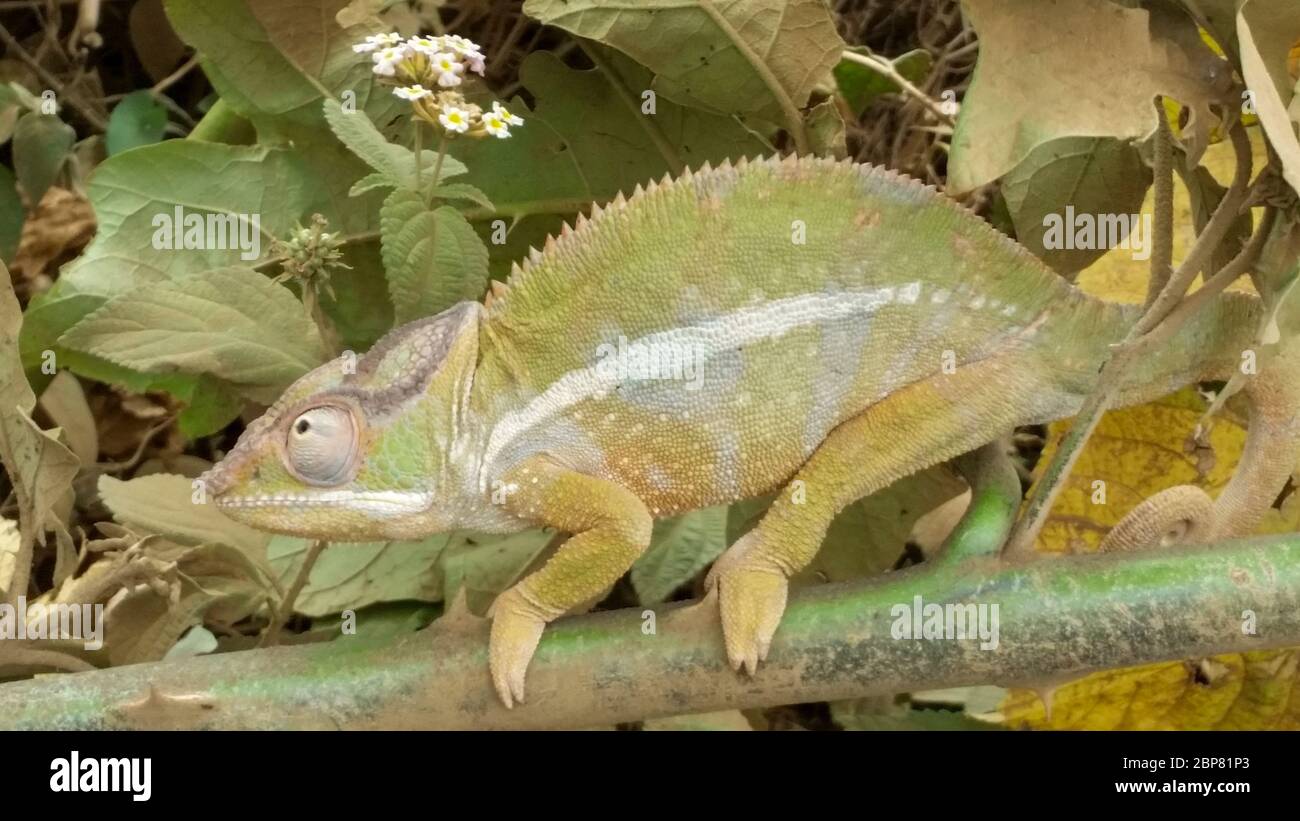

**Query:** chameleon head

left=200, top=302, right=483, bottom=541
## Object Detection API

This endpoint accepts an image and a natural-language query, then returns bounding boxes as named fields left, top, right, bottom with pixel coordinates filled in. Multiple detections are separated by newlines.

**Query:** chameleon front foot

left=706, top=532, right=790, bottom=675
left=487, top=585, right=557, bottom=708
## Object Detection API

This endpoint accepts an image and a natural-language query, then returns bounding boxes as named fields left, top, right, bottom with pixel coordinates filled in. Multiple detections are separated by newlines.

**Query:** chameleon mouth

left=214, top=489, right=436, bottom=515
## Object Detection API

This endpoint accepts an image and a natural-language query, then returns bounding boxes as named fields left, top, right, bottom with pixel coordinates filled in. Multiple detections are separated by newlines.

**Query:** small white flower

left=432, top=52, right=465, bottom=87
left=444, top=35, right=482, bottom=56
left=406, top=35, right=440, bottom=57
left=482, top=112, right=511, bottom=138
left=393, top=84, right=432, bottom=101
left=353, top=32, right=402, bottom=54
left=491, top=101, right=524, bottom=126
left=464, top=51, right=486, bottom=76
left=439, top=106, right=471, bottom=133
left=372, top=45, right=406, bottom=76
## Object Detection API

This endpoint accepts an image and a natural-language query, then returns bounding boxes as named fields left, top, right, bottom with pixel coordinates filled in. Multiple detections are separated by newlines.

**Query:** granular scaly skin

left=202, top=155, right=1299, bottom=707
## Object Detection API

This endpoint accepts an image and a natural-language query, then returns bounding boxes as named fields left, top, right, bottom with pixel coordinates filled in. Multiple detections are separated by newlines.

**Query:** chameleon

left=202, top=155, right=1300, bottom=708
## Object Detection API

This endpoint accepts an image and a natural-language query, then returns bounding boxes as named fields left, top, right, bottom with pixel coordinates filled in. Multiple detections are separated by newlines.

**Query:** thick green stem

left=187, top=98, right=256, bottom=144
left=1, top=518, right=1295, bottom=728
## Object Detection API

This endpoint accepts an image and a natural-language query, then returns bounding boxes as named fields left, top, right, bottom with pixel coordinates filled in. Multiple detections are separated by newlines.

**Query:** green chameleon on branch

left=202, top=156, right=1300, bottom=707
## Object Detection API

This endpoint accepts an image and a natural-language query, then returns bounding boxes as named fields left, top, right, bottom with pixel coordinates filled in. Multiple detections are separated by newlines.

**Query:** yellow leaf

left=1076, top=128, right=1267, bottom=305
left=1000, top=388, right=1300, bottom=728
left=1002, top=651, right=1300, bottom=729
left=1029, top=388, right=1244, bottom=555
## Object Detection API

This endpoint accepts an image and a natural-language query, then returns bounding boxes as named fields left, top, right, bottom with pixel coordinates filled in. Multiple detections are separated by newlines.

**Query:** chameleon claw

left=712, top=539, right=789, bottom=676
left=487, top=585, right=551, bottom=708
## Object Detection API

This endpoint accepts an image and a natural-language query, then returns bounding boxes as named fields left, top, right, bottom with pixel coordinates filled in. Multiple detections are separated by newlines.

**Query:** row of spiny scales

left=478, top=154, right=1043, bottom=319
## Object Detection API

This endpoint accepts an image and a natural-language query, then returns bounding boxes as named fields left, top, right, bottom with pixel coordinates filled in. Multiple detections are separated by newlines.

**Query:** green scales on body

left=203, top=156, right=1300, bottom=707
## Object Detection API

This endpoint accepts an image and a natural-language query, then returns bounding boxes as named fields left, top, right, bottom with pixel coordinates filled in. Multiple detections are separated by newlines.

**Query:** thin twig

left=259, top=539, right=327, bottom=648
left=1145, top=99, right=1174, bottom=308
left=839, top=49, right=956, bottom=127
left=1136, top=123, right=1253, bottom=335
left=0, top=21, right=108, bottom=131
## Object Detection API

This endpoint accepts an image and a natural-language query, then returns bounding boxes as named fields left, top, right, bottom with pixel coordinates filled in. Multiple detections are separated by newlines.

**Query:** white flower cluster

left=353, top=32, right=484, bottom=84
left=353, top=32, right=523, bottom=139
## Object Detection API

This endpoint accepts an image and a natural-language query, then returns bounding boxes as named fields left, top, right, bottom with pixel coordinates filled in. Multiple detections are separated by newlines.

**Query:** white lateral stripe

left=217, top=489, right=434, bottom=517
left=479, top=283, right=924, bottom=487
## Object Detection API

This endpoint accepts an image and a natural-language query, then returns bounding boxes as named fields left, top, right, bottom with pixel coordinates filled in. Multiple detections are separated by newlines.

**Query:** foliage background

left=0, top=0, right=1298, bottom=729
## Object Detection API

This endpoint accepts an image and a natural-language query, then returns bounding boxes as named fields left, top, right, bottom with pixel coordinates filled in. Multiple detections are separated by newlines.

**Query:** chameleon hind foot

left=487, top=584, right=561, bottom=708
left=705, top=530, right=790, bottom=675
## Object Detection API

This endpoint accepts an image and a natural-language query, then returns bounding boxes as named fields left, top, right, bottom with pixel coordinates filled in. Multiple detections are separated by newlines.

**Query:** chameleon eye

left=285, top=406, right=357, bottom=485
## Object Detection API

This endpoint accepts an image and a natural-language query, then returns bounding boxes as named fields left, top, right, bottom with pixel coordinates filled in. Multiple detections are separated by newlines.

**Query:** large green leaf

left=631, top=506, right=728, bottom=604
left=268, top=533, right=447, bottom=617
left=164, top=0, right=402, bottom=134
left=999, top=137, right=1153, bottom=277
left=52, top=141, right=318, bottom=301
left=523, top=0, right=844, bottom=129
left=98, top=473, right=270, bottom=559
left=60, top=266, right=326, bottom=392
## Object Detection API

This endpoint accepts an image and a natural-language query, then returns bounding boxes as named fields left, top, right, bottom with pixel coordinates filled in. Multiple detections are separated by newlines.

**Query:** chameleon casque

left=203, top=155, right=1300, bottom=707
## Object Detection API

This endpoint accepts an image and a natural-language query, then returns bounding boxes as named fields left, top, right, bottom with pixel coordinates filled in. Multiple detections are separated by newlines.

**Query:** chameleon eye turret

left=285, top=406, right=358, bottom=485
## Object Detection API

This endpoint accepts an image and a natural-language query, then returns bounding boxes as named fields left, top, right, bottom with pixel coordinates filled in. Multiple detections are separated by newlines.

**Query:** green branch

left=1, top=460, right=1295, bottom=729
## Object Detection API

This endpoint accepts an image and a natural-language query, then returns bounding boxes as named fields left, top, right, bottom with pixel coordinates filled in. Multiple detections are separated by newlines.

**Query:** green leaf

left=805, top=98, right=847, bottom=159
left=432, top=182, right=494, bottom=211
left=631, top=506, right=728, bottom=604
left=267, top=533, right=455, bottom=617
left=98, top=473, right=271, bottom=559
left=522, top=0, right=845, bottom=127
left=60, top=266, right=326, bottom=391
left=105, top=90, right=169, bottom=155
left=12, top=112, right=74, bottom=204
left=177, top=374, right=246, bottom=438
left=451, top=49, right=767, bottom=277
left=164, top=0, right=402, bottom=134
left=794, top=466, right=966, bottom=584
left=51, top=141, right=317, bottom=301
left=380, top=192, right=489, bottom=324
left=0, top=165, right=23, bottom=263
left=999, top=137, right=1153, bottom=276
left=833, top=47, right=933, bottom=117
left=324, top=97, right=468, bottom=191
left=437, top=530, right=553, bottom=614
